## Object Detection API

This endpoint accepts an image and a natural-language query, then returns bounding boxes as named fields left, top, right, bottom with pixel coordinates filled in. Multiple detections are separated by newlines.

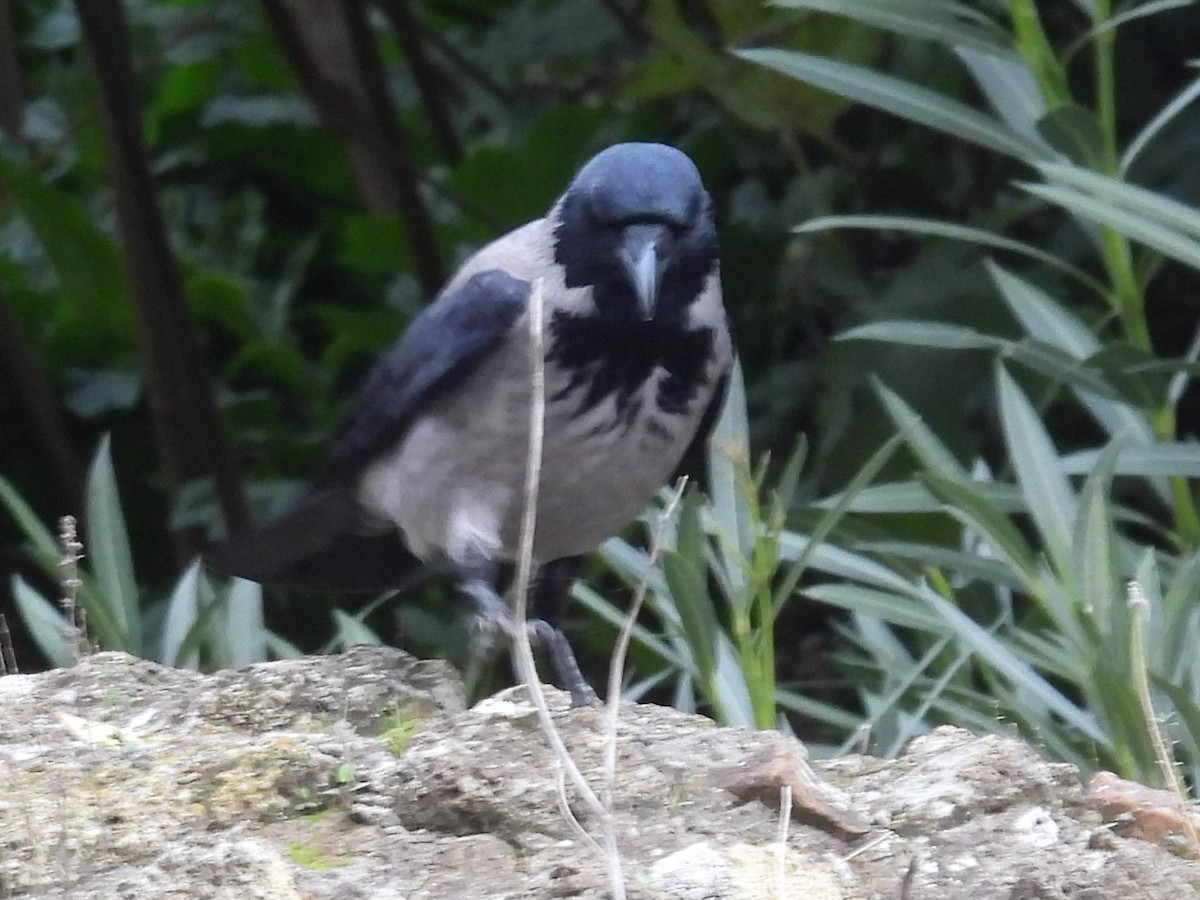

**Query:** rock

left=0, top=647, right=1196, bottom=898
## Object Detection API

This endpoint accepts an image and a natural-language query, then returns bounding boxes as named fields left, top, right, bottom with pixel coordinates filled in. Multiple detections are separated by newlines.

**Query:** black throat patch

left=549, top=197, right=718, bottom=427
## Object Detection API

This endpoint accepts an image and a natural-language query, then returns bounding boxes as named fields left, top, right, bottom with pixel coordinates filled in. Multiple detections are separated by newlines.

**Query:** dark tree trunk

left=260, top=0, right=444, bottom=296
left=0, top=0, right=22, bottom=138
left=0, top=292, right=84, bottom=515
left=70, top=0, right=247, bottom=554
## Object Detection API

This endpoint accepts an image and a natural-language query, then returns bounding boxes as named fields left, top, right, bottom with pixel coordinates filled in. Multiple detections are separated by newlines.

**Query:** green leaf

left=872, top=380, right=967, bottom=477
left=856, top=540, right=1025, bottom=588
left=955, top=46, right=1049, bottom=143
left=995, top=363, right=1076, bottom=573
left=1037, top=105, right=1105, bottom=168
left=773, top=432, right=903, bottom=614
left=12, top=576, right=74, bottom=669
left=770, top=0, right=1008, bottom=53
left=985, top=260, right=1154, bottom=445
left=1024, top=163, right=1200, bottom=268
left=796, top=214, right=1103, bottom=291
left=818, top=480, right=1025, bottom=514
left=924, top=473, right=1039, bottom=581
left=85, top=435, right=140, bottom=653
left=1160, top=549, right=1200, bottom=683
left=806, top=583, right=950, bottom=633
left=1071, top=438, right=1123, bottom=638
left=0, top=156, right=129, bottom=326
left=329, top=609, right=383, bottom=649
left=223, top=577, right=267, bottom=667
left=837, top=320, right=999, bottom=350
left=736, top=48, right=1051, bottom=161
left=0, top=474, right=61, bottom=565
left=708, top=360, right=753, bottom=592
left=1059, top=443, right=1200, bottom=478
left=662, top=549, right=718, bottom=684
left=1122, top=63, right=1200, bottom=172
left=917, top=587, right=1110, bottom=744
left=160, top=562, right=202, bottom=668
left=571, top=581, right=688, bottom=671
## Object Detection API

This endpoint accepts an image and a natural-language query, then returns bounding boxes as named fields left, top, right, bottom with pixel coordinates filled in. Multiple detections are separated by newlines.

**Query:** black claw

left=459, top=577, right=596, bottom=704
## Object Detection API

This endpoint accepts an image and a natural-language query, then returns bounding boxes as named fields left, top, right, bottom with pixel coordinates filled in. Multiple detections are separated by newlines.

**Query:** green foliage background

left=5, top=0, right=1200, bottom=787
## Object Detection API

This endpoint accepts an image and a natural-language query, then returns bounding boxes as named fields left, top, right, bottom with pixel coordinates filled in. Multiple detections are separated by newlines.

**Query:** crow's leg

left=531, top=556, right=595, bottom=707
left=457, top=556, right=595, bottom=707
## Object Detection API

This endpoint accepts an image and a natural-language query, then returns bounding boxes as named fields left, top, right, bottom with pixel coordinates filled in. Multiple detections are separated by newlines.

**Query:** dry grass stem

left=774, top=783, right=792, bottom=897
left=603, top=477, right=687, bottom=812
left=1127, top=579, right=1200, bottom=854
left=511, top=277, right=626, bottom=898
left=56, top=514, right=88, bottom=661
left=0, top=613, right=17, bottom=674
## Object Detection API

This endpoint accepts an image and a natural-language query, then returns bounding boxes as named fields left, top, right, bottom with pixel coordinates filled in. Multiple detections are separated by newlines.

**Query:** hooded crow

left=208, top=142, right=733, bottom=704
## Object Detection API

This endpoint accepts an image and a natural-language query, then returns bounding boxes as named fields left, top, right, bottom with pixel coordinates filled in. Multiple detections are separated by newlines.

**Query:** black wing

left=206, top=269, right=530, bottom=591
left=319, top=269, right=531, bottom=483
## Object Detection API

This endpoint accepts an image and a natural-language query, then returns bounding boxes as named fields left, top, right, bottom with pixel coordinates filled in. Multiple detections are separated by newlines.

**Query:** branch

left=376, top=0, right=463, bottom=165
left=260, top=0, right=444, bottom=295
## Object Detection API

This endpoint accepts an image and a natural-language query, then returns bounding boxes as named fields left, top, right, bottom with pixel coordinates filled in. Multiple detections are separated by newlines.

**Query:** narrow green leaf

left=0, top=475, right=61, bottom=564
left=1037, top=105, right=1105, bottom=168
left=776, top=532, right=917, bottom=593
left=1040, top=162, right=1200, bottom=240
left=838, top=320, right=999, bottom=350
left=736, top=48, right=1050, bottom=161
left=995, top=363, right=1076, bottom=573
left=0, top=156, right=129, bottom=319
left=1122, top=63, right=1200, bottom=172
left=872, top=380, right=967, bottom=477
left=955, top=46, right=1049, bottom=143
left=223, top=577, right=266, bottom=668
left=818, top=480, right=1025, bottom=514
left=806, top=583, right=950, bottom=633
left=662, top=551, right=719, bottom=684
left=917, top=587, right=1109, bottom=743
left=1159, top=549, right=1200, bottom=684
left=857, top=540, right=1024, bottom=588
left=329, top=609, right=383, bottom=649
left=924, top=473, right=1039, bottom=581
left=773, top=433, right=903, bottom=614
left=1071, top=439, right=1123, bottom=637
left=770, top=0, right=1009, bottom=52
left=796, top=215, right=1103, bottom=291
left=985, top=260, right=1154, bottom=445
left=85, top=435, right=140, bottom=652
left=12, top=576, right=74, bottom=669
left=1060, top=443, right=1200, bottom=478
left=1024, top=183, right=1200, bottom=271
left=571, top=581, right=688, bottom=671
left=708, top=359, right=753, bottom=595
left=712, top=633, right=756, bottom=727
left=160, top=562, right=202, bottom=668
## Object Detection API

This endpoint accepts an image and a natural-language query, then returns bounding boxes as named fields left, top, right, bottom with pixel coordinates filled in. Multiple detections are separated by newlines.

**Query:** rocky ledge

left=1, top=648, right=1197, bottom=898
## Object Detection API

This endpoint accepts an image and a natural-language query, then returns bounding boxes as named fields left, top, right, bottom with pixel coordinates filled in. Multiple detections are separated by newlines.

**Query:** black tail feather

left=205, top=487, right=424, bottom=593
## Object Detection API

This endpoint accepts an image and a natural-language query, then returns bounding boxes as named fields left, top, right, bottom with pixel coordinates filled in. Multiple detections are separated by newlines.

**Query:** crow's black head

left=549, top=143, right=721, bottom=425
left=553, top=143, right=717, bottom=322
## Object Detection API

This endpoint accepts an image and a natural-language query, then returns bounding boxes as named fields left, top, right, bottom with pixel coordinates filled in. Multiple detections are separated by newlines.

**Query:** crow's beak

left=620, top=225, right=668, bottom=320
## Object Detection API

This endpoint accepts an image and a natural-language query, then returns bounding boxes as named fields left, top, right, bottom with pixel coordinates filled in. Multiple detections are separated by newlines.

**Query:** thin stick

left=0, top=613, right=17, bottom=674
left=510, top=278, right=626, bottom=898
left=775, top=783, right=792, bottom=898
left=603, top=477, right=687, bottom=812
left=1127, top=580, right=1200, bottom=853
